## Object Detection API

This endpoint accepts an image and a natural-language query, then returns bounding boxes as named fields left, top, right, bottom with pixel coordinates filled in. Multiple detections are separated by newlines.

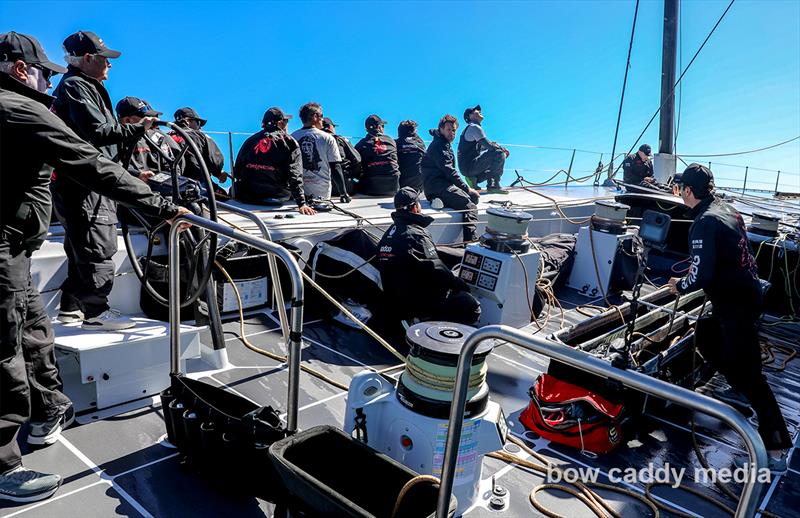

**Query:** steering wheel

left=121, top=121, right=218, bottom=308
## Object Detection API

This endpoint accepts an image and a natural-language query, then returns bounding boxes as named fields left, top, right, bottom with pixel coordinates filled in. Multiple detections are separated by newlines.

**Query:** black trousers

left=697, top=304, right=792, bottom=450
left=430, top=186, right=478, bottom=242
left=464, top=148, right=505, bottom=187
left=0, top=241, right=71, bottom=472
left=53, top=206, right=117, bottom=319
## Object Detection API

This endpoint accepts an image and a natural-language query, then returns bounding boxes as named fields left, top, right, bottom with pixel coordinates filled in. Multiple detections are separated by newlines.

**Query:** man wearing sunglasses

left=116, top=97, right=182, bottom=183
left=51, top=31, right=156, bottom=331
left=171, top=107, right=228, bottom=189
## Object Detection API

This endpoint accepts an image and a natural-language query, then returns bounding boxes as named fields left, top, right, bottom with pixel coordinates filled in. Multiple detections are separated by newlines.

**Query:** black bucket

left=269, top=426, right=456, bottom=517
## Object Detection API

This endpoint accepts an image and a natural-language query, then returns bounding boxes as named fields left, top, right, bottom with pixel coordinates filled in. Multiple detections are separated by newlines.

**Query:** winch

left=458, top=208, right=542, bottom=326
left=747, top=211, right=781, bottom=242
left=344, top=322, right=506, bottom=515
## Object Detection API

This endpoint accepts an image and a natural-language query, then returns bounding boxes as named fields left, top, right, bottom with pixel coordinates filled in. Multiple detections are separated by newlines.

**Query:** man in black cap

left=377, top=187, right=480, bottom=327
left=621, top=144, right=655, bottom=187
left=457, top=105, right=509, bottom=193
left=355, top=114, right=401, bottom=196
left=51, top=31, right=155, bottom=331
left=171, top=107, right=228, bottom=188
left=0, top=31, right=187, bottom=502
left=116, top=97, right=182, bottom=183
left=322, top=117, right=360, bottom=199
left=233, top=107, right=315, bottom=215
left=422, top=114, right=481, bottom=243
left=668, top=164, right=792, bottom=472
left=396, top=120, right=426, bottom=191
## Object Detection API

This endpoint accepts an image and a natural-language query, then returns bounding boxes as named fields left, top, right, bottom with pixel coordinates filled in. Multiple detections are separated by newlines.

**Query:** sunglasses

left=29, top=63, right=55, bottom=81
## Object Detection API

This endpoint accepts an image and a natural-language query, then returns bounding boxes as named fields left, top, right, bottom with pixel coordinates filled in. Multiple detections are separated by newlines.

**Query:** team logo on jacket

left=254, top=137, right=272, bottom=154
left=374, top=138, right=386, bottom=155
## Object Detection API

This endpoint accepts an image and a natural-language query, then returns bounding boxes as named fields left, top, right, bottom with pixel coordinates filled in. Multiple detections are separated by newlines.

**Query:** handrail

left=168, top=213, right=304, bottom=433
left=216, top=201, right=290, bottom=341
left=436, top=325, right=768, bottom=518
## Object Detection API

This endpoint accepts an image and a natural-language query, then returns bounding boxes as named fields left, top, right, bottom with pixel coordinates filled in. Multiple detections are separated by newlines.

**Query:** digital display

left=463, top=252, right=483, bottom=269
left=482, top=257, right=502, bottom=275
left=460, top=268, right=477, bottom=284
left=477, top=273, right=497, bottom=291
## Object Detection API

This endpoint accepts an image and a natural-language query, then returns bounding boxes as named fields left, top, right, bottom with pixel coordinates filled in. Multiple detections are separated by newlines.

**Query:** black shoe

left=696, top=379, right=751, bottom=412
left=27, top=404, right=75, bottom=446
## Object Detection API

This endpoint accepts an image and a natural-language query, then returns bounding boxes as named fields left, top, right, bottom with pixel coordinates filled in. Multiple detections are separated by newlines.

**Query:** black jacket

left=376, top=210, right=465, bottom=319
left=170, top=128, right=225, bottom=182
left=676, top=196, right=762, bottom=310
left=333, top=134, right=361, bottom=182
left=0, top=74, right=178, bottom=252
left=421, top=129, right=470, bottom=196
left=355, top=133, right=400, bottom=194
left=622, top=153, right=654, bottom=185
left=397, top=128, right=426, bottom=190
left=233, top=129, right=306, bottom=207
left=121, top=129, right=184, bottom=179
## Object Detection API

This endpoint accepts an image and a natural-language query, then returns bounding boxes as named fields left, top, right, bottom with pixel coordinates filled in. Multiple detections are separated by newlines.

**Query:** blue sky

left=2, top=0, right=798, bottom=191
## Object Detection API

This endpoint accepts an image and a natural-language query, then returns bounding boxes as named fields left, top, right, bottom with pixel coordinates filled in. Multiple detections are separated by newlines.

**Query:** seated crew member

left=622, top=144, right=655, bottom=186
left=322, top=116, right=360, bottom=197
left=396, top=119, right=426, bottom=191
left=291, top=102, right=343, bottom=202
left=421, top=114, right=480, bottom=243
left=457, top=105, right=509, bottom=193
left=377, top=187, right=480, bottom=325
left=233, top=107, right=315, bottom=215
left=668, top=164, right=792, bottom=472
left=171, top=107, right=228, bottom=189
left=0, top=31, right=189, bottom=501
left=115, top=96, right=182, bottom=181
left=355, top=114, right=401, bottom=196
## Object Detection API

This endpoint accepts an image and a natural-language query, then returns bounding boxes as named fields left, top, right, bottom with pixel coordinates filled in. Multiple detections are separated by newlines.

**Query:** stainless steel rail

left=168, top=213, right=304, bottom=432
left=436, top=325, right=768, bottom=518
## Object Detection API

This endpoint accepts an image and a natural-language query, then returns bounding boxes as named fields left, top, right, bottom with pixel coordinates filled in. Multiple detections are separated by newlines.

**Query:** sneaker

left=487, top=187, right=510, bottom=194
left=696, top=379, right=751, bottom=412
left=57, top=309, right=84, bottom=323
left=733, top=452, right=788, bottom=474
left=27, top=405, right=75, bottom=446
left=431, top=198, right=444, bottom=209
left=0, top=467, right=62, bottom=502
left=82, top=309, right=136, bottom=331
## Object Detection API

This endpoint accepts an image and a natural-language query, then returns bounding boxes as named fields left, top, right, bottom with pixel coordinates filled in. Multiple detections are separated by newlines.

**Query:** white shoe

left=57, top=309, right=84, bottom=323
left=431, top=198, right=444, bottom=209
left=82, top=309, right=136, bottom=331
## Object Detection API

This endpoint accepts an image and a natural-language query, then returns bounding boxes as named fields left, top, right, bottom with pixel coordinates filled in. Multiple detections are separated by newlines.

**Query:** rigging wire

left=610, top=0, right=738, bottom=180
left=674, top=0, right=683, bottom=153
left=677, top=135, right=800, bottom=158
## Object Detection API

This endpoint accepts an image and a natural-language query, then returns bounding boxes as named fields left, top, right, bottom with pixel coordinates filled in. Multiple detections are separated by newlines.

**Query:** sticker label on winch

left=432, top=421, right=480, bottom=480
left=222, top=278, right=268, bottom=312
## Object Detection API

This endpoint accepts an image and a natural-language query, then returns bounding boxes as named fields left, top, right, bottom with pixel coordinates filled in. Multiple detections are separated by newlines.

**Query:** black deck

left=2, top=298, right=799, bottom=518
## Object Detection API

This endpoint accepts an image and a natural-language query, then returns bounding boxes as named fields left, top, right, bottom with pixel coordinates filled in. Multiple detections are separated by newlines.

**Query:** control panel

left=476, top=273, right=497, bottom=291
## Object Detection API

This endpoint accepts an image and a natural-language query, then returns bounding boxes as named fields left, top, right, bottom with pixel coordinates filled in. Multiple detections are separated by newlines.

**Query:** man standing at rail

left=668, top=163, right=791, bottom=472
left=621, top=144, right=655, bottom=186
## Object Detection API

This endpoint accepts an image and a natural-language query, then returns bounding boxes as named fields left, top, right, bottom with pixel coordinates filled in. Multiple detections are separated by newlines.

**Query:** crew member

left=621, top=144, right=655, bottom=186
left=291, top=102, right=344, bottom=202
left=322, top=117, right=360, bottom=198
left=233, top=107, right=315, bottom=215
left=377, top=187, right=480, bottom=326
left=0, top=32, right=188, bottom=502
left=171, top=107, right=228, bottom=188
left=51, top=31, right=152, bottom=331
left=457, top=105, right=509, bottom=193
left=396, top=119, right=426, bottom=191
left=116, top=96, right=181, bottom=182
left=668, top=164, right=792, bottom=472
left=355, top=114, right=400, bottom=196
left=421, top=114, right=480, bottom=243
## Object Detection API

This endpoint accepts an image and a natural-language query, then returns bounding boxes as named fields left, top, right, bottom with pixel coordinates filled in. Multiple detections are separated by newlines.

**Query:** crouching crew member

left=377, top=188, right=481, bottom=326
left=668, top=164, right=792, bottom=472
left=322, top=116, right=360, bottom=198
left=233, top=107, right=315, bottom=215
left=622, top=144, right=655, bottom=187
left=355, top=114, right=401, bottom=196
left=116, top=96, right=182, bottom=182
left=422, top=114, right=480, bottom=243
left=457, top=105, right=509, bottom=193
left=0, top=31, right=188, bottom=502
left=171, top=107, right=228, bottom=189
left=396, top=119, right=426, bottom=191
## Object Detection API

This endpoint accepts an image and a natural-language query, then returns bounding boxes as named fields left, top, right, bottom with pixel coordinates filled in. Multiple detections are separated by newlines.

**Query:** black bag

left=161, top=375, right=289, bottom=501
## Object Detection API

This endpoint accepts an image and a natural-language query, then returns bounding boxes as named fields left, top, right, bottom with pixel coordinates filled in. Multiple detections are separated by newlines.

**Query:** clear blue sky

left=2, top=0, right=798, bottom=191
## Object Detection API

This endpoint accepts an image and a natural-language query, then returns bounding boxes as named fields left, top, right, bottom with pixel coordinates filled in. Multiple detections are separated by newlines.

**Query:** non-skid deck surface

left=3, top=307, right=799, bottom=518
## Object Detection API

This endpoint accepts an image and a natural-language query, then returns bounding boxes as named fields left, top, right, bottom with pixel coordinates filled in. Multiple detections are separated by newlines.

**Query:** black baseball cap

left=174, top=107, right=207, bottom=127
left=322, top=117, right=336, bottom=129
left=63, top=31, right=121, bottom=58
left=365, top=114, right=387, bottom=129
left=463, top=104, right=481, bottom=122
left=116, top=96, right=161, bottom=118
left=639, top=144, right=653, bottom=156
left=676, top=163, right=714, bottom=196
left=262, top=107, right=292, bottom=125
left=0, top=32, right=67, bottom=75
left=394, top=187, right=421, bottom=209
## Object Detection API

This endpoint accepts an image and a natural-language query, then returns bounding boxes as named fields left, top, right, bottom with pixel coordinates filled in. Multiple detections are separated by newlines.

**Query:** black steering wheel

left=121, top=121, right=218, bottom=308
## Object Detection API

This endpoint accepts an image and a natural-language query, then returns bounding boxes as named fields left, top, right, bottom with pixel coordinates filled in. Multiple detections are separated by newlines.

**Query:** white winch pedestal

left=344, top=323, right=506, bottom=515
